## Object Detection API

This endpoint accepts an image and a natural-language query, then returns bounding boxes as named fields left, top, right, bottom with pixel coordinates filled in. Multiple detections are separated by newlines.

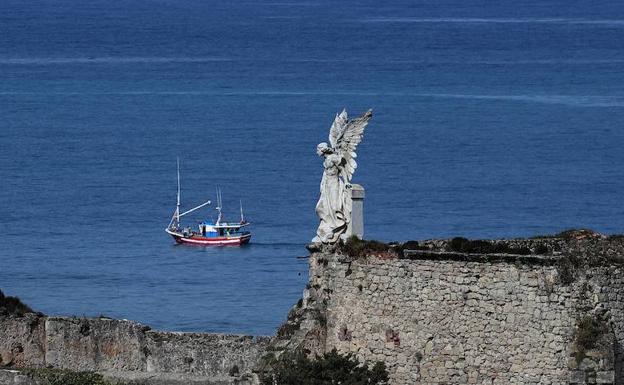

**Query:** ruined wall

left=600, top=269, right=624, bottom=383
left=0, top=315, right=270, bottom=384
left=297, top=237, right=624, bottom=385
left=45, top=317, right=148, bottom=372
left=320, top=256, right=573, bottom=384
left=4, top=233, right=624, bottom=385
left=0, top=314, right=45, bottom=369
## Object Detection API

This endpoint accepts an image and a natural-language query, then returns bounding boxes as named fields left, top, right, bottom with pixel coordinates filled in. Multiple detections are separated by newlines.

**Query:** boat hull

left=167, top=229, right=251, bottom=246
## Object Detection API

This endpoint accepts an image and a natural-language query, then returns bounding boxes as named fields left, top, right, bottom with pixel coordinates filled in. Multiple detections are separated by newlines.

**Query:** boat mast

left=167, top=158, right=212, bottom=231
left=240, top=199, right=245, bottom=223
left=167, top=158, right=182, bottom=230
left=175, top=157, right=181, bottom=227
left=215, top=187, right=222, bottom=225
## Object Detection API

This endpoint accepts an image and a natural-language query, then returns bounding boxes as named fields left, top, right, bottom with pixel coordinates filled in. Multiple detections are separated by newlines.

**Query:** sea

left=1, top=0, right=623, bottom=335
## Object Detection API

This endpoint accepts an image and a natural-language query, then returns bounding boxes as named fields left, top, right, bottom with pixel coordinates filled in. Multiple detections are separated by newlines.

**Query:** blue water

left=1, top=0, right=624, bottom=335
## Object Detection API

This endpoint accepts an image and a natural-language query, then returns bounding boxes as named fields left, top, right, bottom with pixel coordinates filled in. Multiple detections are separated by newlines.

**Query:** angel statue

left=312, top=109, right=372, bottom=244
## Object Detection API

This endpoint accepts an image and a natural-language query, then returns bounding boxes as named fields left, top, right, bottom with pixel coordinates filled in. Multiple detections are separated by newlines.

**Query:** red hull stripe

left=173, top=234, right=251, bottom=245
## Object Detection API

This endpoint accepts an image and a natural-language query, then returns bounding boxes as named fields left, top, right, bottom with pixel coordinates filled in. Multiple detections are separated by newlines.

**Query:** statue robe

left=314, top=153, right=350, bottom=243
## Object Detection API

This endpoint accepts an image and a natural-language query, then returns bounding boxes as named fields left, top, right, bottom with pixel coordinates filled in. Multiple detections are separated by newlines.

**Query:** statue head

left=316, top=142, right=333, bottom=156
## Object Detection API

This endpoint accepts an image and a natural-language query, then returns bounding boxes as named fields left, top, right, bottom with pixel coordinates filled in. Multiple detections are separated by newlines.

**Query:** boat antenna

left=240, top=199, right=245, bottom=223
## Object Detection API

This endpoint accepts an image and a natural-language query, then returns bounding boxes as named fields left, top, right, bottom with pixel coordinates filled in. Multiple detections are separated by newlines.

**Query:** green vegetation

left=574, top=314, right=609, bottom=364
left=24, top=368, right=123, bottom=385
left=400, top=240, right=424, bottom=251
left=276, top=321, right=300, bottom=339
left=0, top=290, right=38, bottom=317
left=447, top=237, right=531, bottom=255
left=261, top=348, right=388, bottom=385
left=311, top=308, right=327, bottom=328
left=533, top=244, right=549, bottom=254
left=396, top=240, right=430, bottom=258
left=531, top=228, right=596, bottom=239
left=555, top=234, right=624, bottom=284
left=556, top=254, right=580, bottom=285
left=341, top=236, right=391, bottom=259
left=556, top=229, right=598, bottom=239
left=228, top=364, right=240, bottom=376
left=276, top=302, right=307, bottom=340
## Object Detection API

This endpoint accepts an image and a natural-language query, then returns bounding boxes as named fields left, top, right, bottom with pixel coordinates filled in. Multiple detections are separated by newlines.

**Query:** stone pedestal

left=346, top=184, right=365, bottom=239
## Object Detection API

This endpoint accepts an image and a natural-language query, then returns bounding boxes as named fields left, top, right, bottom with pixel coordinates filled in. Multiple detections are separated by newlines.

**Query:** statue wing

left=328, top=109, right=348, bottom=149
left=336, top=109, right=372, bottom=182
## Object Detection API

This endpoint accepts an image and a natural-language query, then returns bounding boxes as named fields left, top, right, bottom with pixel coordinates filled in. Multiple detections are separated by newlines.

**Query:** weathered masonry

left=0, top=314, right=269, bottom=384
left=3, top=231, right=624, bottom=385
left=278, top=232, right=624, bottom=385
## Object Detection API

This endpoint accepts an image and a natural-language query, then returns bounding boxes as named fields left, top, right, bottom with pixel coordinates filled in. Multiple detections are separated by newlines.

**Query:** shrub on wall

left=24, top=368, right=121, bottom=385
left=0, top=290, right=38, bottom=317
left=448, top=237, right=531, bottom=255
left=574, top=314, right=609, bottom=364
left=261, top=348, right=388, bottom=385
left=341, top=236, right=391, bottom=259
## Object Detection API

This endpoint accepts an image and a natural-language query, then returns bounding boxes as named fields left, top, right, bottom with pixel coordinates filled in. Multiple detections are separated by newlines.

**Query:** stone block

left=570, top=370, right=587, bottom=384
left=596, top=370, right=614, bottom=384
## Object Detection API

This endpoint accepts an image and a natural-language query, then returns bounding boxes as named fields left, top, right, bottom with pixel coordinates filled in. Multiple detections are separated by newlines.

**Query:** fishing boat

left=165, top=160, right=251, bottom=246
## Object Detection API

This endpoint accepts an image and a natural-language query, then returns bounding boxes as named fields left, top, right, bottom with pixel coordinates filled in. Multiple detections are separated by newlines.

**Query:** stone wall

left=598, top=268, right=624, bottom=384
left=4, top=232, right=624, bottom=385
left=45, top=317, right=148, bottom=372
left=0, top=314, right=45, bottom=369
left=0, top=315, right=270, bottom=384
left=291, top=234, right=624, bottom=385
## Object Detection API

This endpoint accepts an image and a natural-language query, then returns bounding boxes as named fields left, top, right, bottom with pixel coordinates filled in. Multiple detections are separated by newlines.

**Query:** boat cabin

left=198, top=221, right=248, bottom=238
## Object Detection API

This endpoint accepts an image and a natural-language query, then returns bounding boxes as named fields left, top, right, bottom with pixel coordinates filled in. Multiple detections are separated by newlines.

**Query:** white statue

left=312, top=109, right=372, bottom=244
